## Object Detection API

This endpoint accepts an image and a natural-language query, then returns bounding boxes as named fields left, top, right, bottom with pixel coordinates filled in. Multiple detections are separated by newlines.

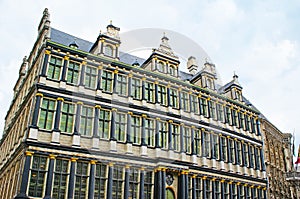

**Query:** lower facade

left=4, top=143, right=268, bottom=199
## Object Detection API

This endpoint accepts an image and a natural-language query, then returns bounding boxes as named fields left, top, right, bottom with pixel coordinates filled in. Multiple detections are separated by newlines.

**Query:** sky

left=0, top=0, right=299, bottom=156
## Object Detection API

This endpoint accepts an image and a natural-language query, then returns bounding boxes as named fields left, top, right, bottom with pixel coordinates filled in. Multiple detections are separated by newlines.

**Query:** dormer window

left=104, top=45, right=113, bottom=57
left=236, top=91, right=242, bottom=101
left=207, top=79, right=214, bottom=89
left=158, top=62, right=165, bottom=73
left=169, top=65, right=176, bottom=76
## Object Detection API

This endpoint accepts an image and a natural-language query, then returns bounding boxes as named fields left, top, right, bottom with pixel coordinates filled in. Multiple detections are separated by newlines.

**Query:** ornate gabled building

left=0, top=8, right=272, bottom=199
left=260, top=119, right=296, bottom=198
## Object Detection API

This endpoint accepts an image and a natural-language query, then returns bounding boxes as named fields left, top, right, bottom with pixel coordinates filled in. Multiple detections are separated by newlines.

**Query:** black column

left=244, top=186, right=248, bottom=199
left=127, top=112, right=132, bottom=143
left=256, top=119, right=261, bottom=136
left=248, top=145, right=253, bottom=168
left=41, top=50, right=50, bottom=77
left=128, top=75, right=132, bottom=97
left=161, top=169, right=166, bottom=199
left=43, top=155, right=56, bottom=199
left=124, top=166, right=130, bottom=199
left=202, top=178, right=207, bottom=199
left=221, top=181, right=225, bottom=199
left=155, top=119, right=160, bottom=148
left=201, top=129, right=205, bottom=157
left=184, top=173, right=189, bottom=199
left=211, top=134, right=215, bottom=159
left=263, top=189, right=267, bottom=199
left=113, top=71, right=118, bottom=94
left=67, top=158, right=77, bottom=199
left=260, top=148, right=266, bottom=171
left=237, top=184, right=241, bottom=198
left=107, top=163, right=114, bottom=199
left=93, top=105, right=100, bottom=138
left=53, top=98, right=63, bottom=131
left=178, top=172, right=185, bottom=199
left=74, top=102, right=82, bottom=135
left=88, top=160, right=96, bottom=199
left=168, top=121, right=173, bottom=150
left=192, top=176, right=196, bottom=199
left=234, top=139, right=239, bottom=165
left=229, top=183, right=233, bottom=199
left=254, top=147, right=259, bottom=170
left=227, top=137, right=232, bottom=163
left=212, top=180, right=215, bottom=198
left=110, top=109, right=117, bottom=141
left=14, top=151, right=33, bottom=199
left=189, top=93, right=193, bottom=113
left=60, top=56, right=68, bottom=81
left=167, top=86, right=171, bottom=107
left=31, top=93, right=43, bottom=128
left=97, top=66, right=103, bottom=90
left=241, top=143, right=245, bottom=167
left=79, top=63, right=86, bottom=86
left=191, top=127, right=195, bottom=155
left=258, top=189, right=262, bottom=199
left=251, top=187, right=255, bottom=199
left=219, top=136, right=223, bottom=161
left=178, top=90, right=182, bottom=110
left=139, top=169, right=145, bottom=199
left=154, top=169, right=162, bottom=199
left=141, top=115, right=146, bottom=146
left=180, top=124, right=184, bottom=153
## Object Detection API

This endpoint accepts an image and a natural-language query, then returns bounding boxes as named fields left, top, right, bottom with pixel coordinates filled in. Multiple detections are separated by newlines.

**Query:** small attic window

left=169, top=65, right=176, bottom=76
left=158, top=61, right=165, bottom=73
left=69, top=38, right=78, bottom=49
left=207, top=79, right=214, bottom=90
left=236, top=91, right=242, bottom=101
left=104, top=45, right=113, bottom=57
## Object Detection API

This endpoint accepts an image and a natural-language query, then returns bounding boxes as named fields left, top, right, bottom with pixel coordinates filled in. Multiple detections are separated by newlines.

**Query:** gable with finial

left=89, top=21, right=121, bottom=60
left=141, top=33, right=180, bottom=78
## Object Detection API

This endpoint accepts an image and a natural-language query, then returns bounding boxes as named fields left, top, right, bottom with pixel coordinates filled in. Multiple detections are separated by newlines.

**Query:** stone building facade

left=260, top=119, right=296, bottom=198
left=0, top=9, right=272, bottom=199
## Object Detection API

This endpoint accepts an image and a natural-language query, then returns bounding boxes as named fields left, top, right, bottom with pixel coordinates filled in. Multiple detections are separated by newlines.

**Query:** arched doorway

left=166, top=188, right=175, bottom=199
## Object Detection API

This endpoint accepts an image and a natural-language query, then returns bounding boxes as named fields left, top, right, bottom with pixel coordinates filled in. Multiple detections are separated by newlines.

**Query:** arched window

left=169, top=65, right=176, bottom=76
left=158, top=62, right=165, bottom=73
left=206, top=79, right=214, bottom=89
left=104, top=45, right=113, bottom=57
left=236, top=91, right=242, bottom=101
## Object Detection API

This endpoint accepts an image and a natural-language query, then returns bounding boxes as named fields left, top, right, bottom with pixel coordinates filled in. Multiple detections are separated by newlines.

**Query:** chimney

left=187, top=56, right=198, bottom=75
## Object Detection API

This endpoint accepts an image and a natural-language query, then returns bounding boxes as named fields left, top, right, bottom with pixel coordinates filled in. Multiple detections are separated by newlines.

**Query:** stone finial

left=19, top=56, right=27, bottom=76
left=187, top=56, right=198, bottom=75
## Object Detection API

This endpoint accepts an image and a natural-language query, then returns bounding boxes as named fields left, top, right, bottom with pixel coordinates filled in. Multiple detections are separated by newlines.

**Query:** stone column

left=14, top=151, right=34, bottom=199
left=43, top=154, right=56, bottom=199
left=41, top=50, right=51, bottom=77
left=139, top=168, right=145, bottom=199
left=31, top=93, right=43, bottom=128
left=53, top=98, right=63, bottom=131
left=124, top=165, right=130, bottom=199
left=107, top=163, right=114, bottom=199
left=168, top=120, right=173, bottom=150
left=88, top=160, right=96, bottom=199
left=96, top=65, right=103, bottom=91
left=79, top=61, right=86, bottom=86
left=113, top=70, right=118, bottom=94
left=60, top=56, right=69, bottom=81
left=67, top=157, right=78, bottom=199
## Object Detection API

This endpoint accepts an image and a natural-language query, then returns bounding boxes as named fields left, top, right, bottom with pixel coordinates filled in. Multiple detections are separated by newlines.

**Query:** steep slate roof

left=49, top=27, right=259, bottom=114
left=50, top=28, right=146, bottom=66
